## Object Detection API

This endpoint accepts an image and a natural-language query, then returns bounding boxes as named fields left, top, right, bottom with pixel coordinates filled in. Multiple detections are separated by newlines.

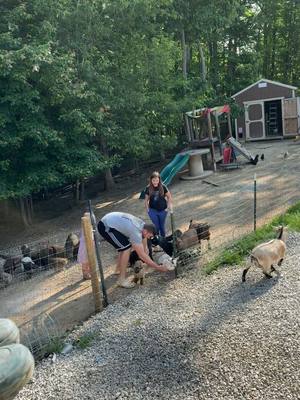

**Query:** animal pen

left=184, top=104, right=233, bottom=171
left=1, top=139, right=300, bottom=362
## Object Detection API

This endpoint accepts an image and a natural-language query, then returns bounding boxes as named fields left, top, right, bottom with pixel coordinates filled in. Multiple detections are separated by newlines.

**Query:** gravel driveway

left=16, top=232, right=300, bottom=400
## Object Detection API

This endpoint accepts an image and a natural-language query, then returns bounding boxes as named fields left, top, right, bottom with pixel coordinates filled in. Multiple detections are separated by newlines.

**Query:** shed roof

left=231, top=79, right=297, bottom=98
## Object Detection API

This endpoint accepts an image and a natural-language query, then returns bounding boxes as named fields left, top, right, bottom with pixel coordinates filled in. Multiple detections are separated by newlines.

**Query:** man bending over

left=98, top=212, right=169, bottom=288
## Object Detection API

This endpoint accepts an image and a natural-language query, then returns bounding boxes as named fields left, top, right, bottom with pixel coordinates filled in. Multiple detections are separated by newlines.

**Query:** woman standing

left=144, top=171, right=172, bottom=237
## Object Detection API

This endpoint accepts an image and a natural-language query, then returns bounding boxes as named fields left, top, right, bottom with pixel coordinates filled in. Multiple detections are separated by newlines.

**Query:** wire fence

left=0, top=144, right=299, bottom=358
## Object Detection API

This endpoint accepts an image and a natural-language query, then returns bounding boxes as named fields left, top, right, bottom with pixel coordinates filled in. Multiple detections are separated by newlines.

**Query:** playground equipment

left=139, top=152, right=190, bottom=198
left=180, top=149, right=213, bottom=180
left=160, top=153, right=190, bottom=185
left=227, top=137, right=259, bottom=165
left=140, top=105, right=233, bottom=197
left=184, top=104, right=232, bottom=171
left=140, top=104, right=259, bottom=196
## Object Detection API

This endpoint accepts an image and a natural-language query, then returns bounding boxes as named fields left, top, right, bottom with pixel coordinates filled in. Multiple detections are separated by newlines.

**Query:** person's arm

left=142, top=237, right=149, bottom=254
left=145, top=194, right=150, bottom=213
left=132, top=243, right=169, bottom=272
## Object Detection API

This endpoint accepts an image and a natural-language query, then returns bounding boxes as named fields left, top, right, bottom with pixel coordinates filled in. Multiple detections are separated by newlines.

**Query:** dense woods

left=0, top=0, right=299, bottom=210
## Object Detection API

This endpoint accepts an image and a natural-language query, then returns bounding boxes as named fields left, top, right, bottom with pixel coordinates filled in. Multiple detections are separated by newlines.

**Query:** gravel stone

left=15, top=233, right=300, bottom=400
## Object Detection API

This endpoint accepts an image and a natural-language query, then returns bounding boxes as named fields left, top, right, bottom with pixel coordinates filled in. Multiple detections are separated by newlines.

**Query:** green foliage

left=204, top=201, right=300, bottom=274
left=0, top=0, right=299, bottom=200
left=75, top=333, right=97, bottom=349
left=43, top=336, right=64, bottom=356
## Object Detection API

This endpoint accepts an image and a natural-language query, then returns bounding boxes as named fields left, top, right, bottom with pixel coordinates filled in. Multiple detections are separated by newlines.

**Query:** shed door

left=245, top=102, right=265, bottom=140
left=283, top=98, right=299, bottom=136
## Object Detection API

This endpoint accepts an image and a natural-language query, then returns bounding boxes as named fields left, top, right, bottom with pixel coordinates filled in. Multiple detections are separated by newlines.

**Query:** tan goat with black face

left=242, top=226, right=287, bottom=282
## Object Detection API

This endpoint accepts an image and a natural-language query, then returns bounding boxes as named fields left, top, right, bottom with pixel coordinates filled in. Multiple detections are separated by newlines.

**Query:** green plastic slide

left=160, top=153, right=190, bottom=185
left=139, top=153, right=190, bottom=199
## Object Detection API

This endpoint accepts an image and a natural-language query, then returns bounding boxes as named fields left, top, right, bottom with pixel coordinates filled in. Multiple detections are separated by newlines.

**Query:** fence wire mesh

left=0, top=142, right=299, bottom=358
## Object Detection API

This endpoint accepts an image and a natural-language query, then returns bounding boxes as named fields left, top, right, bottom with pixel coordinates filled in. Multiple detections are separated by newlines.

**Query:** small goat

left=188, top=220, right=211, bottom=249
left=21, top=256, right=35, bottom=278
left=131, top=260, right=145, bottom=285
left=65, top=233, right=80, bottom=261
left=0, top=255, right=22, bottom=275
left=0, top=258, right=12, bottom=285
left=51, top=257, right=68, bottom=272
left=128, top=239, right=153, bottom=285
left=151, top=230, right=182, bottom=257
left=129, top=240, right=176, bottom=285
left=157, top=253, right=176, bottom=271
left=242, top=226, right=287, bottom=282
left=176, top=220, right=211, bottom=251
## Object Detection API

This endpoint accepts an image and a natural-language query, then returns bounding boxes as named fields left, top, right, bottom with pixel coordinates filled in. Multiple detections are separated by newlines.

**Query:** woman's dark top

left=145, top=184, right=168, bottom=211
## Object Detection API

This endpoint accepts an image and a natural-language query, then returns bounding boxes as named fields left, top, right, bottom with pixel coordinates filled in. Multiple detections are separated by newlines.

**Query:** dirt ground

left=0, top=139, right=299, bottom=351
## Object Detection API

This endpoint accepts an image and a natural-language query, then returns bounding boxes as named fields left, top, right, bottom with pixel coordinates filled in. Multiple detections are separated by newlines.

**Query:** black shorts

left=98, top=220, right=131, bottom=252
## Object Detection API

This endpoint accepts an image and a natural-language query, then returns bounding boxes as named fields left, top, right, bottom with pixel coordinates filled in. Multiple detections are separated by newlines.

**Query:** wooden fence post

left=207, top=112, right=217, bottom=172
left=81, top=214, right=102, bottom=313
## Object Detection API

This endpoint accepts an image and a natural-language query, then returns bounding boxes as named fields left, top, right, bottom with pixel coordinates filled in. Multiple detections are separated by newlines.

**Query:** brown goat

left=176, top=220, right=211, bottom=251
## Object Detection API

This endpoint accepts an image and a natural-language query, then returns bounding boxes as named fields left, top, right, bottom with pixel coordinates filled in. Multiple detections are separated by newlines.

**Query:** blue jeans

left=148, top=208, right=168, bottom=237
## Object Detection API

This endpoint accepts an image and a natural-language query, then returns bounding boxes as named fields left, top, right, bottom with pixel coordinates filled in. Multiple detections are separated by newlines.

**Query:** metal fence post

left=88, top=200, right=109, bottom=308
left=254, top=173, right=257, bottom=231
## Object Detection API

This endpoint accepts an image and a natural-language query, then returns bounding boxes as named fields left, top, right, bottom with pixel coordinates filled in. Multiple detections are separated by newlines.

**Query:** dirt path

left=0, top=139, right=299, bottom=352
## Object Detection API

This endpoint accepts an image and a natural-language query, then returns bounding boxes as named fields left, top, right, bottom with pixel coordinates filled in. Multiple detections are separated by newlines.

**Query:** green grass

left=43, top=337, right=64, bottom=356
left=203, top=201, right=300, bottom=275
left=75, top=333, right=97, bottom=349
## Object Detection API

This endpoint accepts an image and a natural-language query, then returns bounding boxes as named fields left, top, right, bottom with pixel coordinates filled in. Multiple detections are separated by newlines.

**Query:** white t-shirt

left=101, top=212, right=145, bottom=244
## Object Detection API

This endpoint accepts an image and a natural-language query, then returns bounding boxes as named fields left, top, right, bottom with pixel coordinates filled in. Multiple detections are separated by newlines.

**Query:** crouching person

left=98, top=212, right=170, bottom=288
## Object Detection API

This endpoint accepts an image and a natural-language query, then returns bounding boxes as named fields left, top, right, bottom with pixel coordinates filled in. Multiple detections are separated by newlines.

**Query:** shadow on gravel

left=197, top=274, right=281, bottom=332
left=88, top=275, right=281, bottom=397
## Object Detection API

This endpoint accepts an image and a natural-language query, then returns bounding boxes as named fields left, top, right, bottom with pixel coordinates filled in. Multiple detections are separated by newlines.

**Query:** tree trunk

left=186, top=45, right=191, bottom=74
left=199, top=43, right=207, bottom=83
left=19, top=197, right=29, bottom=227
left=270, top=25, right=277, bottom=79
left=100, top=136, right=115, bottom=190
left=208, top=39, right=218, bottom=88
left=75, top=180, right=80, bottom=203
left=26, top=196, right=32, bottom=225
left=184, top=114, right=192, bottom=142
left=134, top=159, right=140, bottom=172
left=181, top=29, right=188, bottom=79
left=80, top=180, right=85, bottom=201
left=3, top=199, right=9, bottom=219
left=104, top=168, right=115, bottom=190
left=29, top=195, right=34, bottom=219
left=262, top=2, right=271, bottom=78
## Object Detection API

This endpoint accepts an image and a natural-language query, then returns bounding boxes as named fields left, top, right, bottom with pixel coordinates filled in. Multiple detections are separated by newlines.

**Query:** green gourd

left=0, top=320, right=20, bottom=346
left=0, top=344, right=34, bottom=400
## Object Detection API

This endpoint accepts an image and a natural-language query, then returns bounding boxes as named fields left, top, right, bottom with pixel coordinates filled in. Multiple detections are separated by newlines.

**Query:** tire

left=0, top=319, right=20, bottom=346
left=0, top=344, right=34, bottom=400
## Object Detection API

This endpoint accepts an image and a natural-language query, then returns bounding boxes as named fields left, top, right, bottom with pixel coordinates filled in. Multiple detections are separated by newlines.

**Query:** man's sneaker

left=117, top=278, right=135, bottom=289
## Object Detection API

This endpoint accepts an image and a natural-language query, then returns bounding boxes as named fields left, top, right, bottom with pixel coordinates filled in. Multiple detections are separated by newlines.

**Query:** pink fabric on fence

left=77, top=231, right=91, bottom=280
